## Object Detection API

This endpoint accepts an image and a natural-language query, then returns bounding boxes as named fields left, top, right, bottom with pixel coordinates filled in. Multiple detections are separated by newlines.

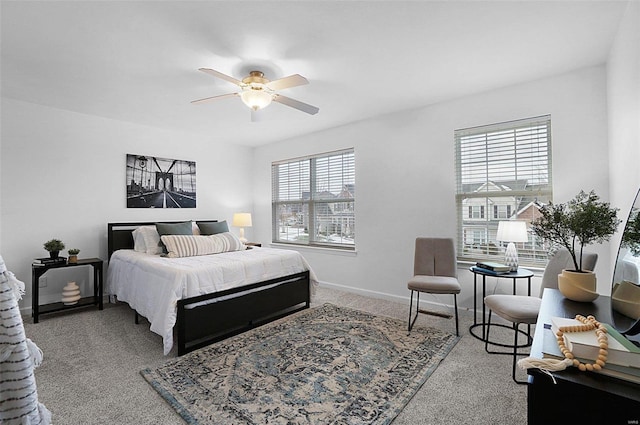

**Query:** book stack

left=472, top=261, right=511, bottom=275
left=32, top=257, right=67, bottom=267
left=542, top=317, right=640, bottom=384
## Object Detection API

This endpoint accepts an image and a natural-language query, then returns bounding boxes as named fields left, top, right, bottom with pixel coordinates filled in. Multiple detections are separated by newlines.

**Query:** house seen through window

left=454, top=115, right=552, bottom=267
left=272, top=149, right=355, bottom=250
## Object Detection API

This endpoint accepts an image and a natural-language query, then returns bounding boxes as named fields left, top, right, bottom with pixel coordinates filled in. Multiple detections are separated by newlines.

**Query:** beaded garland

left=555, top=314, right=608, bottom=372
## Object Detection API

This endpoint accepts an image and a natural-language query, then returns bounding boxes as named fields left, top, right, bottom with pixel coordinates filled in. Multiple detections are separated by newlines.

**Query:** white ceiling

left=1, top=1, right=628, bottom=147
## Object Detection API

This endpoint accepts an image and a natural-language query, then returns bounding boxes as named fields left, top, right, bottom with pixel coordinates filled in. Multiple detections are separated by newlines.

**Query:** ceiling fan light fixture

left=240, top=87, right=273, bottom=111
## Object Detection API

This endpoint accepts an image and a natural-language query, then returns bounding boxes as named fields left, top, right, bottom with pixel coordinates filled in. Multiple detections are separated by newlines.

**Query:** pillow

left=156, top=221, right=194, bottom=253
left=132, top=225, right=163, bottom=255
left=197, top=220, right=229, bottom=235
left=161, top=232, right=245, bottom=258
left=131, top=228, right=146, bottom=252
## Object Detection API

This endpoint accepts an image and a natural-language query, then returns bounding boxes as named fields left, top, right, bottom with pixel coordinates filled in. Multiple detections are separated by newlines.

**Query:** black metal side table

left=32, top=257, right=104, bottom=323
left=469, top=266, right=534, bottom=344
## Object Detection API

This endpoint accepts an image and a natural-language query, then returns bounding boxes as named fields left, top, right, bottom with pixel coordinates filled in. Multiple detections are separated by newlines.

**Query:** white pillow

left=137, top=226, right=163, bottom=255
left=132, top=228, right=146, bottom=252
left=161, top=232, right=245, bottom=258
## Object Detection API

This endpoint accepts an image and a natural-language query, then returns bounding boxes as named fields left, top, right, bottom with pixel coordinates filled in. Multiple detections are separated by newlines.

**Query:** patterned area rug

left=141, top=303, right=459, bottom=425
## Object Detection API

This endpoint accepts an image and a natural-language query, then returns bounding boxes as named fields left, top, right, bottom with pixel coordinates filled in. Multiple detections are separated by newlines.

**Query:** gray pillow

left=155, top=221, right=193, bottom=253
left=197, top=220, right=229, bottom=235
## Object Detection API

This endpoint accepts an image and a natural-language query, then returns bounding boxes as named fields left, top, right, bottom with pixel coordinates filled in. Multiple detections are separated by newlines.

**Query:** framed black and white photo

left=126, top=154, right=196, bottom=208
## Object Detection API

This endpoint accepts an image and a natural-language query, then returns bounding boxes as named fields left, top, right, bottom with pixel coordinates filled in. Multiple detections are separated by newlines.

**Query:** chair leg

left=409, top=291, right=458, bottom=337
left=408, top=291, right=420, bottom=332
left=511, top=322, right=527, bottom=385
left=408, top=290, right=414, bottom=332
left=485, top=310, right=493, bottom=353
left=453, top=294, right=459, bottom=337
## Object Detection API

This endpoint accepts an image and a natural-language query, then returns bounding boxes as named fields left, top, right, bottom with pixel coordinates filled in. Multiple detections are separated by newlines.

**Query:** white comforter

left=106, top=247, right=317, bottom=354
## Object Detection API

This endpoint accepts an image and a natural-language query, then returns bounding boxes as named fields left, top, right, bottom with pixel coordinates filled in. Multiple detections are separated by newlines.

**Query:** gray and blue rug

left=141, top=303, right=459, bottom=424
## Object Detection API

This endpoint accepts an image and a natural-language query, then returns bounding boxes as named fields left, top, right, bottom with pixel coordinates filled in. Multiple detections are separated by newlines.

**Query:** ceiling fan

left=191, top=68, right=319, bottom=116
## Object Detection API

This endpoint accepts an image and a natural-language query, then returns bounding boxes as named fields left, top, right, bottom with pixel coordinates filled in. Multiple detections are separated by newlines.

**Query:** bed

left=106, top=221, right=315, bottom=356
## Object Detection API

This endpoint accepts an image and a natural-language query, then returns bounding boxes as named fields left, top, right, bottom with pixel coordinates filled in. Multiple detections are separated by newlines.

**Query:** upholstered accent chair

left=407, top=237, right=461, bottom=336
left=484, top=248, right=598, bottom=383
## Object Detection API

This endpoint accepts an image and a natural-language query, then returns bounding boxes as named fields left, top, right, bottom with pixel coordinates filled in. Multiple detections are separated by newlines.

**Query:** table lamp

left=232, top=213, right=252, bottom=243
left=496, top=220, right=528, bottom=271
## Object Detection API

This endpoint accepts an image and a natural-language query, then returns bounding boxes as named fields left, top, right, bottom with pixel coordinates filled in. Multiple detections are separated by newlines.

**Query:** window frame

left=454, top=115, right=553, bottom=268
left=272, top=148, right=355, bottom=250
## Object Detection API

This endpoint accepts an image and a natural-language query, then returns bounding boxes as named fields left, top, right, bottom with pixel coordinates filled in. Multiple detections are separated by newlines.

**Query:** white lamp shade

left=232, top=213, right=253, bottom=228
left=496, top=221, right=528, bottom=243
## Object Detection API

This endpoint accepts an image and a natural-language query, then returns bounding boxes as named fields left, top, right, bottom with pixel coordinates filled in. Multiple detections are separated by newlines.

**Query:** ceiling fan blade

left=190, top=92, right=238, bottom=104
left=273, top=94, right=319, bottom=115
left=266, top=74, right=309, bottom=91
left=198, top=68, right=243, bottom=86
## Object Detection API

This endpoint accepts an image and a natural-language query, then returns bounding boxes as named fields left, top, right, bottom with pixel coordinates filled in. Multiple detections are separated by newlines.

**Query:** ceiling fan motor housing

left=242, top=71, right=269, bottom=86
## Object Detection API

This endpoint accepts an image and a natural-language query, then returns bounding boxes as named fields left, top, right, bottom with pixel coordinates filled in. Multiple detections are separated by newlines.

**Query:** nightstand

left=245, top=242, right=262, bottom=249
left=32, top=257, right=104, bottom=323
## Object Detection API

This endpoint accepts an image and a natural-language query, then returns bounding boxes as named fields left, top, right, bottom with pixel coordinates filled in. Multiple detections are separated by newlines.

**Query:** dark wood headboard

left=107, top=220, right=219, bottom=259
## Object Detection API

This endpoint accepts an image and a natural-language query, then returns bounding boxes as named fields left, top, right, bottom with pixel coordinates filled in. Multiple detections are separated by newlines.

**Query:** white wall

left=0, top=98, right=254, bottom=309
left=253, top=65, right=612, bottom=311
left=608, top=1, right=640, bottom=261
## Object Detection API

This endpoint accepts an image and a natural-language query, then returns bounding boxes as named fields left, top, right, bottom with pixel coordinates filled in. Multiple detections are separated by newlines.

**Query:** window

left=272, top=149, right=355, bottom=250
left=455, top=115, right=552, bottom=267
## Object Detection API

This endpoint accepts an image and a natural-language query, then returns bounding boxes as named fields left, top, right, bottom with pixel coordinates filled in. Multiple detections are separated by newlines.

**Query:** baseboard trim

left=317, top=280, right=472, bottom=313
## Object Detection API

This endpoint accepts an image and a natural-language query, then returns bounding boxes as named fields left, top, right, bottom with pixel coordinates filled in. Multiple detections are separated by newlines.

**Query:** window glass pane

left=274, top=203, right=309, bottom=243
left=312, top=201, right=355, bottom=246
left=455, top=116, right=552, bottom=267
left=272, top=149, right=355, bottom=249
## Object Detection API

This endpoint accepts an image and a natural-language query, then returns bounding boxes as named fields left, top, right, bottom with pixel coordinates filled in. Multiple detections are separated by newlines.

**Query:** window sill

left=270, top=243, right=357, bottom=257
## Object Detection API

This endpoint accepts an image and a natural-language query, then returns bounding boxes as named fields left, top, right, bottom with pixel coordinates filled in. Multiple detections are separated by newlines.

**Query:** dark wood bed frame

left=107, top=221, right=311, bottom=356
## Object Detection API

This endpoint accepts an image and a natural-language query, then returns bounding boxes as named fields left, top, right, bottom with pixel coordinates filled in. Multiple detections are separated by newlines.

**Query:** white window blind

left=454, top=115, right=552, bottom=267
left=272, top=149, right=355, bottom=249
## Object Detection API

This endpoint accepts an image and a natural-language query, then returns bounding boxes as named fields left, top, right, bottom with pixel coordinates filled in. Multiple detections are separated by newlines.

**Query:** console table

left=527, top=288, right=640, bottom=425
left=32, top=258, right=104, bottom=323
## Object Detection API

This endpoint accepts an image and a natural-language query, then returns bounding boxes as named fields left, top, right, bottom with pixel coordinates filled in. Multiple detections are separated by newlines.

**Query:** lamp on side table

left=497, top=220, right=528, bottom=271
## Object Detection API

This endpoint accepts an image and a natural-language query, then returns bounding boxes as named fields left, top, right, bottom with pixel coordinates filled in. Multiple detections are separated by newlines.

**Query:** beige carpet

left=23, top=285, right=527, bottom=424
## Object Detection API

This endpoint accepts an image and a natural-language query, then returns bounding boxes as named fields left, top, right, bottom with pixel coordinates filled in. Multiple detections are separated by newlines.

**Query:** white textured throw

left=0, top=255, right=52, bottom=424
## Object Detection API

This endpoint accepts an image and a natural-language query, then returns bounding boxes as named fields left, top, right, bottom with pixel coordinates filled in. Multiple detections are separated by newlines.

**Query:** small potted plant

left=43, top=239, right=65, bottom=259
left=68, top=248, right=80, bottom=264
left=531, top=190, right=620, bottom=301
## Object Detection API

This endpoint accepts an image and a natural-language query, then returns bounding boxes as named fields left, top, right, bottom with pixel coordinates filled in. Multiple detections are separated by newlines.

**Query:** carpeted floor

left=22, top=285, right=528, bottom=424
left=141, top=303, right=458, bottom=424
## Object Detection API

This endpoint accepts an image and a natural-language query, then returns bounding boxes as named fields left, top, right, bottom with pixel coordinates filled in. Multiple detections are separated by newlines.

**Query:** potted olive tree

left=531, top=190, right=620, bottom=301
left=43, top=239, right=65, bottom=259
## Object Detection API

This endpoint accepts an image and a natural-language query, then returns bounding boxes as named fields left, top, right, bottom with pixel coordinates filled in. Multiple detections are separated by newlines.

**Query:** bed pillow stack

left=131, top=220, right=245, bottom=257
left=155, top=221, right=193, bottom=253
left=132, top=221, right=194, bottom=254
left=161, top=232, right=245, bottom=258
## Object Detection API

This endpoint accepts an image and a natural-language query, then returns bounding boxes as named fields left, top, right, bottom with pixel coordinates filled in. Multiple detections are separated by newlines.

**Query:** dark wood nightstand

left=31, top=257, right=104, bottom=323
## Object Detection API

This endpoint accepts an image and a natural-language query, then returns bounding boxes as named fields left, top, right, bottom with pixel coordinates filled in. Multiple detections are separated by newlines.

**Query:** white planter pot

left=557, top=269, right=598, bottom=302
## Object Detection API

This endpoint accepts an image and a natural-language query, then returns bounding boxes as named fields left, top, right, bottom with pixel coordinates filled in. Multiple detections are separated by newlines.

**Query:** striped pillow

left=160, top=232, right=245, bottom=258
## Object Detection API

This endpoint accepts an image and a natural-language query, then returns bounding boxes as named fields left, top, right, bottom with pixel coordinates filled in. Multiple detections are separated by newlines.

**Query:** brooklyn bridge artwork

left=126, top=154, right=196, bottom=208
